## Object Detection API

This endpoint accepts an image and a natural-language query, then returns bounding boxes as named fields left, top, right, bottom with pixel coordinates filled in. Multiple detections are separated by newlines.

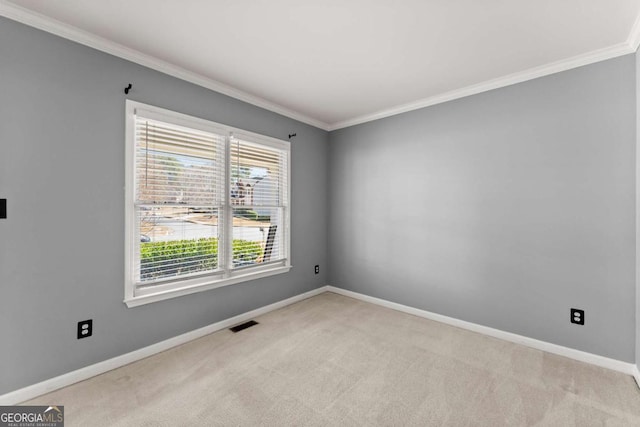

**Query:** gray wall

left=0, top=14, right=637, bottom=396
left=0, top=17, right=328, bottom=394
left=636, top=49, right=640, bottom=369
left=329, top=55, right=636, bottom=362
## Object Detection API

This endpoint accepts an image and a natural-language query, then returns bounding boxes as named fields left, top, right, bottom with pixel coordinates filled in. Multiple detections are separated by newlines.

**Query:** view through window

left=125, top=101, right=290, bottom=306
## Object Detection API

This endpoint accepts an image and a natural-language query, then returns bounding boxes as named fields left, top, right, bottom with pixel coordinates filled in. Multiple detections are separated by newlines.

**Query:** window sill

left=124, top=264, right=292, bottom=308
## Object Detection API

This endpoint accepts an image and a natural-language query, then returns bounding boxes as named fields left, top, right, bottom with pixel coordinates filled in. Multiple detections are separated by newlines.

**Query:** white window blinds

left=135, top=118, right=225, bottom=205
left=230, top=136, right=288, bottom=267
left=134, top=117, right=226, bottom=283
left=125, top=101, right=291, bottom=306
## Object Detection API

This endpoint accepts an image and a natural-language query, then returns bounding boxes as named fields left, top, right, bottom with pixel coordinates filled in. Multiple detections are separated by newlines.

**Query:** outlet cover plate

left=77, top=319, right=93, bottom=339
left=570, top=308, right=584, bottom=325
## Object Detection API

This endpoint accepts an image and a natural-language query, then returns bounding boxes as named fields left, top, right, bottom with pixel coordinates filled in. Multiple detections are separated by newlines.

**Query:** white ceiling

left=3, top=0, right=640, bottom=130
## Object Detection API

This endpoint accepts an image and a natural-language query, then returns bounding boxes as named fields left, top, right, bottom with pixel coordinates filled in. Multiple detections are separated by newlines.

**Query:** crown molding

left=2, top=0, right=638, bottom=133
left=0, top=0, right=331, bottom=131
left=627, top=11, right=640, bottom=52
left=328, top=42, right=635, bottom=131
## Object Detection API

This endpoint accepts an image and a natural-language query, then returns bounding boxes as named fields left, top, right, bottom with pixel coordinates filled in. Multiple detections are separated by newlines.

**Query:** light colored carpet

left=25, top=292, right=640, bottom=426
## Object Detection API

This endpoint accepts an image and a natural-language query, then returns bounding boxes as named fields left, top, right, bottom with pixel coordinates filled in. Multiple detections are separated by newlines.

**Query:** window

left=125, top=101, right=290, bottom=307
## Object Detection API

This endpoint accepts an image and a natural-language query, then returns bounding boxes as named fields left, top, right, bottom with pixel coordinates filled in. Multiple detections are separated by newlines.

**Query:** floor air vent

left=229, top=320, right=259, bottom=333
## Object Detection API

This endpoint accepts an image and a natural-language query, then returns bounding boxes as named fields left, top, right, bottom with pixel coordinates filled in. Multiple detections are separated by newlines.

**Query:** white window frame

left=124, top=100, right=291, bottom=307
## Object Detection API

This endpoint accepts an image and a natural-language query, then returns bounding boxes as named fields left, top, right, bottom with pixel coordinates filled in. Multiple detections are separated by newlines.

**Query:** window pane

left=232, top=207, right=284, bottom=267
left=138, top=206, right=220, bottom=282
left=135, top=118, right=224, bottom=205
left=134, top=117, right=225, bottom=284
left=127, top=102, right=291, bottom=305
left=230, top=138, right=286, bottom=207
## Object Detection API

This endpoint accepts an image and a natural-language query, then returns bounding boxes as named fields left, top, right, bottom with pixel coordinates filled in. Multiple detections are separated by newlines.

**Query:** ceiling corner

left=628, top=11, right=640, bottom=52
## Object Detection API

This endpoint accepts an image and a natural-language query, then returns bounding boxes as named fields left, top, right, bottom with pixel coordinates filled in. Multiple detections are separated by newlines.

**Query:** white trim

left=635, top=26, right=640, bottom=391
left=125, top=265, right=292, bottom=308
left=0, top=286, right=329, bottom=405
left=3, top=285, right=637, bottom=404
left=0, top=0, right=329, bottom=131
left=132, top=104, right=231, bottom=137
left=326, top=286, right=637, bottom=376
left=632, top=366, right=640, bottom=389
left=124, top=100, right=291, bottom=307
left=627, top=12, right=640, bottom=52
left=2, top=0, right=639, bottom=132
left=328, top=43, right=634, bottom=130
left=231, top=131, right=291, bottom=151
left=124, top=101, right=136, bottom=302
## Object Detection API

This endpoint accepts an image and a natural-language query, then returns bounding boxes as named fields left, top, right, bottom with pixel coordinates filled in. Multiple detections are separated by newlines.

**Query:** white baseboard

left=326, top=286, right=637, bottom=377
left=0, top=286, right=328, bottom=405
left=4, top=284, right=636, bottom=404
left=633, top=365, right=640, bottom=389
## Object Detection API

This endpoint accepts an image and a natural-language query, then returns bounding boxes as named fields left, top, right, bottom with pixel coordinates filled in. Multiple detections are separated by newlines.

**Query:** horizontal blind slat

left=135, top=116, right=224, bottom=206
left=132, top=110, right=289, bottom=285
